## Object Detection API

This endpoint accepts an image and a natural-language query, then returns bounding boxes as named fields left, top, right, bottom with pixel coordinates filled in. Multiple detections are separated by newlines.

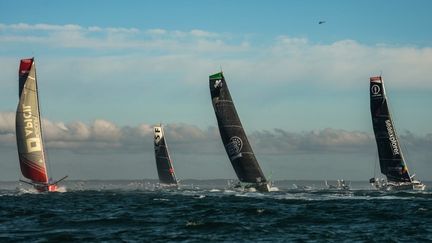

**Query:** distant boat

left=209, top=72, right=271, bottom=192
left=153, top=124, right=178, bottom=187
left=369, top=76, right=425, bottom=191
left=324, top=180, right=350, bottom=190
left=16, top=58, right=67, bottom=192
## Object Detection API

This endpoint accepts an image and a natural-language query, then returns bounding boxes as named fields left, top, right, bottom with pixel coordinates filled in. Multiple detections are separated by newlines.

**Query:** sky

left=1, top=0, right=432, bottom=181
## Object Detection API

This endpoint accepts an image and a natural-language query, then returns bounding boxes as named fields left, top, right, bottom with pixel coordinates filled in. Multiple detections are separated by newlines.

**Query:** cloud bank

left=1, top=112, right=431, bottom=155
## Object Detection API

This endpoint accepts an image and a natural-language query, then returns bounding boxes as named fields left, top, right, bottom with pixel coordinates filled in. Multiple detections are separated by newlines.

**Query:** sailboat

left=324, top=179, right=350, bottom=190
left=209, top=72, right=271, bottom=192
left=16, top=58, right=67, bottom=192
left=369, top=76, right=425, bottom=191
left=154, top=124, right=178, bottom=187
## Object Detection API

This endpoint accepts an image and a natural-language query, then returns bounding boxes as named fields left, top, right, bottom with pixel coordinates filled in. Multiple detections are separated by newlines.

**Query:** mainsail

left=154, top=125, right=178, bottom=185
left=209, top=72, right=267, bottom=184
left=16, top=58, right=48, bottom=183
left=370, top=76, right=411, bottom=182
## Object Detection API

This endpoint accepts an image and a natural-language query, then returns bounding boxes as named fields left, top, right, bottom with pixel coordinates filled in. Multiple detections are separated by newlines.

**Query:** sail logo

left=371, top=84, right=381, bottom=96
left=22, top=105, right=42, bottom=152
left=214, top=79, right=223, bottom=89
left=26, top=137, right=42, bottom=153
left=154, top=127, right=163, bottom=145
left=385, top=120, right=400, bottom=155
left=226, top=136, right=243, bottom=158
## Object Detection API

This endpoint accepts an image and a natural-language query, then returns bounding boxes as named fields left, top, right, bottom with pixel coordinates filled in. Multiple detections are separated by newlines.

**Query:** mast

left=153, top=125, right=177, bottom=184
left=16, top=58, right=49, bottom=183
left=209, top=72, right=267, bottom=184
left=370, top=76, right=411, bottom=182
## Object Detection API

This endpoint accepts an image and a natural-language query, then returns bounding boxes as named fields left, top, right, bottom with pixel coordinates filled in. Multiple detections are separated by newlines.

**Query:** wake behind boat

left=369, top=76, right=425, bottom=191
left=209, top=72, right=271, bottom=192
left=16, top=58, right=67, bottom=192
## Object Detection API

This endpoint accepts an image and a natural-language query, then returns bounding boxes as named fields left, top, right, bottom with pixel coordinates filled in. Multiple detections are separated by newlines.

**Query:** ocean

left=0, top=180, right=431, bottom=242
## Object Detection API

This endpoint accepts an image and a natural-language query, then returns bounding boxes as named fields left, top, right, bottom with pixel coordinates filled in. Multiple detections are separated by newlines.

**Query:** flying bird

left=318, top=20, right=326, bottom=24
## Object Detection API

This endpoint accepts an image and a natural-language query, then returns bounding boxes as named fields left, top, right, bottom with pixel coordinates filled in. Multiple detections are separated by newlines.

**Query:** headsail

left=370, top=76, right=411, bottom=182
left=154, top=125, right=178, bottom=185
left=209, top=72, right=267, bottom=184
left=16, top=58, right=48, bottom=183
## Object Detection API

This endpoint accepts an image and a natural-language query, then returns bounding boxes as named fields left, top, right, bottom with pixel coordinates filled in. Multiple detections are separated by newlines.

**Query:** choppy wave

left=0, top=180, right=431, bottom=241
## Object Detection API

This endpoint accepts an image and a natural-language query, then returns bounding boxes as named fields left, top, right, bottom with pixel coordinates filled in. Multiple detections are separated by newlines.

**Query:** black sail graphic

left=209, top=72, right=267, bottom=184
left=370, top=76, right=411, bottom=182
left=154, top=125, right=177, bottom=185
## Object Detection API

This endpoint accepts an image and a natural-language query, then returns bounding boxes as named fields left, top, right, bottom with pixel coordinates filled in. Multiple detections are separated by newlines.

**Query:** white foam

left=269, top=186, right=279, bottom=192
left=56, top=186, right=67, bottom=193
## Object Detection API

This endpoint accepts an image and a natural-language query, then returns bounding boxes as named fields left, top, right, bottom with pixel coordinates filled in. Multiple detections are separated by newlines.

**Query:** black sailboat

left=369, top=76, right=425, bottom=190
left=153, top=124, right=178, bottom=187
left=209, top=72, right=271, bottom=192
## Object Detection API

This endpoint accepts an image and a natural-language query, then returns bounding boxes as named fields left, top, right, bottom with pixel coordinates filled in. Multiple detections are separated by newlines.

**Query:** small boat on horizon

left=369, top=76, right=425, bottom=191
left=324, top=179, right=350, bottom=190
left=16, top=58, right=67, bottom=192
left=153, top=124, right=178, bottom=188
left=209, top=71, right=272, bottom=192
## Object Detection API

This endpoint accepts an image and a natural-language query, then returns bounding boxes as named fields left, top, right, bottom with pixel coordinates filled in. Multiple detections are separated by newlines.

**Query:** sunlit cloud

left=1, top=112, right=430, bottom=154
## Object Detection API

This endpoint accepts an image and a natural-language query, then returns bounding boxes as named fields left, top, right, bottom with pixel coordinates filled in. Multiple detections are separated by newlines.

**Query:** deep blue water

left=0, top=180, right=431, bottom=242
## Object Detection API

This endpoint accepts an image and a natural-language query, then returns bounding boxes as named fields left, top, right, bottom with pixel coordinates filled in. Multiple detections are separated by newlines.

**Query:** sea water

left=0, top=180, right=431, bottom=242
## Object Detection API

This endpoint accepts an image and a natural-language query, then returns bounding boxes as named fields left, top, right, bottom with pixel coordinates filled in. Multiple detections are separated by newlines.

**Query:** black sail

left=154, top=125, right=177, bottom=185
left=209, top=72, right=267, bottom=184
left=370, top=76, right=411, bottom=182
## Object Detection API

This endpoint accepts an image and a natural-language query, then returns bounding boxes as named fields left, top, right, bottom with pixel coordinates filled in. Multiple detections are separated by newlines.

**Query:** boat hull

left=371, top=179, right=426, bottom=191
left=34, top=183, right=59, bottom=192
left=231, top=181, right=271, bottom=192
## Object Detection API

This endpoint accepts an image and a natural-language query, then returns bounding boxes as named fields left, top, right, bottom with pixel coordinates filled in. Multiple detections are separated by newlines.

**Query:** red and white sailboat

left=16, top=58, right=67, bottom=192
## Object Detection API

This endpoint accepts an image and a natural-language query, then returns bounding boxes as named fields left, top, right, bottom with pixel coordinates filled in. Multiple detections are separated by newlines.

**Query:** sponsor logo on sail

left=214, top=79, right=223, bottom=89
left=371, top=84, right=381, bottom=96
left=22, top=105, right=42, bottom=153
left=226, top=136, right=243, bottom=159
left=154, top=127, right=163, bottom=145
left=385, top=120, right=400, bottom=155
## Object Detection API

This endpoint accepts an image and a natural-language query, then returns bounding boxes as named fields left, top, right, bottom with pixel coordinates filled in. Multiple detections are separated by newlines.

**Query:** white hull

left=371, top=178, right=426, bottom=191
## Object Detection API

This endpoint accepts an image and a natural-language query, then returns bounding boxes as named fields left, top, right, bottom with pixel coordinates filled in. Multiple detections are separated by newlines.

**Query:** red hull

left=34, top=184, right=59, bottom=192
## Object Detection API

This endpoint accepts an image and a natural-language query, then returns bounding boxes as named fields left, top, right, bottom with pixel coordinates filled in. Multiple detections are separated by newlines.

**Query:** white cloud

left=1, top=112, right=430, bottom=155
left=189, top=29, right=219, bottom=38
left=2, top=22, right=430, bottom=90
left=146, top=28, right=167, bottom=35
left=0, top=23, right=139, bottom=33
left=0, top=112, right=15, bottom=146
left=0, top=112, right=14, bottom=134
left=251, top=128, right=373, bottom=154
left=1, top=22, right=431, bottom=88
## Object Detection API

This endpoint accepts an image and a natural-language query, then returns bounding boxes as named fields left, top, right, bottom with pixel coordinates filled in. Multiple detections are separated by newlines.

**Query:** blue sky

left=0, top=1, right=431, bottom=181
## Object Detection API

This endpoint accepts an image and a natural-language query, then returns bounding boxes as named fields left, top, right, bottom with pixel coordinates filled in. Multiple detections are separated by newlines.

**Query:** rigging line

left=374, top=150, right=378, bottom=178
